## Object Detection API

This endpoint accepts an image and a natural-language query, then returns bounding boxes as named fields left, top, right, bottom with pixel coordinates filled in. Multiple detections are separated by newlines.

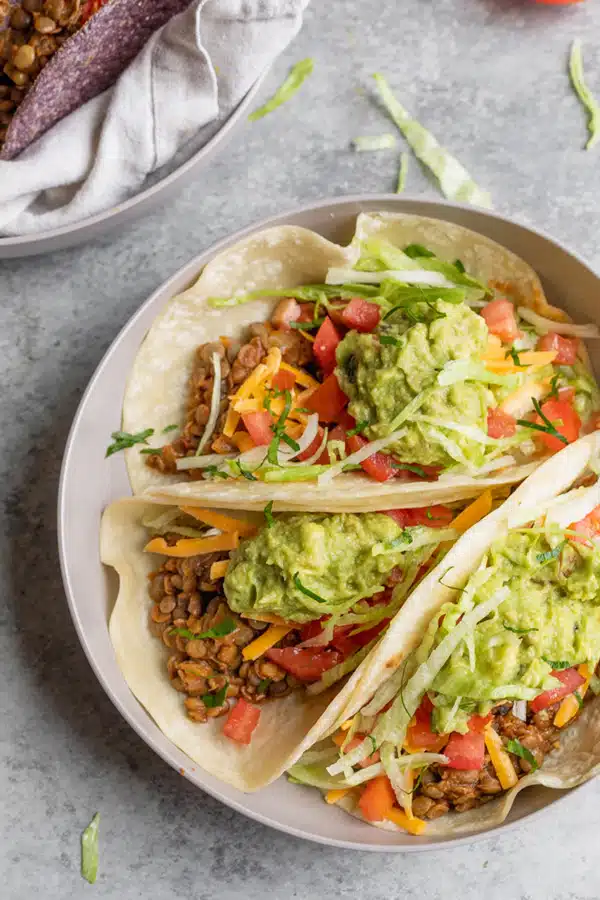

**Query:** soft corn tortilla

left=319, top=432, right=600, bottom=836
left=123, top=212, right=591, bottom=508
left=102, top=496, right=395, bottom=791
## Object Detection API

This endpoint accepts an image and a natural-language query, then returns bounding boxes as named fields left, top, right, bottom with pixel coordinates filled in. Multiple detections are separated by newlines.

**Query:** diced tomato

left=534, top=398, right=581, bottom=452
left=313, top=317, right=341, bottom=375
left=346, top=433, right=396, bottom=482
left=222, top=699, right=261, bottom=745
left=266, top=647, right=343, bottom=682
left=535, top=0, right=583, bottom=5
left=558, top=386, right=576, bottom=403
left=537, top=332, right=579, bottom=365
left=383, top=509, right=411, bottom=528
left=467, top=714, right=492, bottom=733
left=304, top=374, right=348, bottom=422
left=392, top=463, right=441, bottom=482
left=342, top=734, right=381, bottom=768
left=404, top=505, right=454, bottom=528
left=81, top=0, right=108, bottom=24
left=331, top=619, right=389, bottom=657
left=341, top=297, right=381, bottom=333
left=358, top=775, right=396, bottom=822
left=443, top=730, right=486, bottom=770
left=296, top=426, right=325, bottom=462
left=570, top=504, right=600, bottom=546
left=241, top=410, right=273, bottom=446
left=481, top=298, right=521, bottom=344
left=334, top=409, right=356, bottom=431
left=406, top=696, right=448, bottom=752
left=487, top=407, right=517, bottom=439
left=298, top=619, right=326, bottom=643
left=272, top=369, right=296, bottom=392
left=530, top=667, right=586, bottom=713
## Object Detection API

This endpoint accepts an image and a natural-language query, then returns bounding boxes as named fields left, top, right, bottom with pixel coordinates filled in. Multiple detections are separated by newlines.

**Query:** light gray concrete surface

left=2, top=0, right=600, bottom=897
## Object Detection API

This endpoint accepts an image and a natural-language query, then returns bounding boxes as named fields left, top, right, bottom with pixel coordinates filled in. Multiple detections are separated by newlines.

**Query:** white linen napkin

left=0, top=0, right=309, bottom=236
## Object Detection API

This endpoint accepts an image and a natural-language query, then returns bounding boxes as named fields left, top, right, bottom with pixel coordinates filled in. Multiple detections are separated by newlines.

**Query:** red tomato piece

left=481, top=298, right=521, bottom=343
left=298, top=619, right=326, bottom=643
left=383, top=509, right=411, bottom=528
left=342, top=735, right=381, bottom=768
left=346, top=433, right=396, bottom=482
left=487, top=407, right=517, bottom=439
left=534, top=398, right=581, bottom=452
left=443, top=730, right=486, bottom=770
left=304, top=374, right=348, bottom=422
left=222, top=699, right=261, bottom=745
left=272, top=369, right=296, bottom=392
left=266, top=647, right=343, bottom=682
left=334, top=409, right=356, bottom=431
left=405, top=505, right=454, bottom=528
left=467, top=714, right=492, bottom=733
left=331, top=620, right=389, bottom=657
left=535, top=0, right=583, bottom=5
left=406, top=696, right=448, bottom=752
left=569, top=504, right=600, bottom=546
left=392, top=463, right=441, bottom=482
left=241, top=410, right=273, bottom=446
left=341, top=297, right=381, bottom=333
left=358, top=775, right=396, bottom=822
left=537, top=332, right=579, bottom=365
left=313, top=317, right=341, bottom=375
left=530, top=668, right=586, bottom=713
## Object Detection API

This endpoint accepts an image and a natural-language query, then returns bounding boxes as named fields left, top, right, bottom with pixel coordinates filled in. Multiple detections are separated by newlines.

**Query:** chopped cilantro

left=506, top=739, right=538, bottom=772
left=139, top=447, right=163, bottom=455
left=268, top=389, right=294, bottom=465
left=438, top=567, right=465, bottom=591
left=380, top=334, right=401, bottom=346
left=454, top=259, right=466, bottom=273
left=516, top=398, right=569, bottom=446
left=257, top=679, right=271, bottom=693
left=404, top=244, right=435, bottom=259
left=548, top=374, right=560, bottom=400
left=346, top=420, right=369, bottom=437
left=293, top=572, right=327, bottom=603
left=574, top=690, right=584, bottom=709
left=536, top=542, right=565, bottom=564
left=290, top=318, right=325, bottom=330
left=235, top=461, right=258, bottom=481
left=504, top=624, right=539, bottom=635
left=106, top=428, right=154, bottom=457
left=506, top=345, right=522, bottom=367
left=264, top=500, right=275, bottom=529
left=392, top=463, right=428, bottom=478
left=163, top=424, right=178, bottom=433
left=542, top=657, right=571, bottom=671
left=204, top=465, right=229, bottom=480
left=202, top=681, right=229, bottom=708
left=171, top=619, right=236, bottom=640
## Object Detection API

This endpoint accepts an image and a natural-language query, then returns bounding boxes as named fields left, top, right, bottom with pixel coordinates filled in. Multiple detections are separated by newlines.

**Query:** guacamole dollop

left=223, top=512, right=409, bottom=623
left=335, top=300, right=490, bottom=467
left=429, top=531, right=600, bottom=732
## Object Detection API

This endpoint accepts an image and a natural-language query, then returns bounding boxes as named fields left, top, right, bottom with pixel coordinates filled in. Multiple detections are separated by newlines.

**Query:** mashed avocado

left=429, top=531, right=600, bottom=732
left=223, top=512, right=409, bottom=623
left=335, top=300, right=490, bottom=467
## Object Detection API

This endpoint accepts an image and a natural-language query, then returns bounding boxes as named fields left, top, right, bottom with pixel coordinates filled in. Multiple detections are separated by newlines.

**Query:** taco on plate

left=119, top=212, right=600, bottom=512
left=288, top=433, right=600, bottom=837
left=0, top=0, right=190, bottom=159
left=101, top=492, right=494, bottom=790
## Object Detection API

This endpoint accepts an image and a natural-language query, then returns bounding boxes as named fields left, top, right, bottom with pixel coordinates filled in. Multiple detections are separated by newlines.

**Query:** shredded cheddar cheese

left=241, top=624, right=293, bottom=661
left=222, top=406, right=241, bottom=437
left=325, top=788, right=350, bottom=805
left=144, top=533, right=239, bottom=557
left=209, top=560, right=230, bottom=580
left=484, top=724, right=518, bottom=790
left=386, top=808, right=426, bottom=835
left=279, top=362, right=318, bottom=389
left=179, top=506, right=257, bottom=536
left=450, top=490, right=493, bottom=533
left=483, top=350, right=557, bottom=373
left=230, top=431, right=256, bottom=453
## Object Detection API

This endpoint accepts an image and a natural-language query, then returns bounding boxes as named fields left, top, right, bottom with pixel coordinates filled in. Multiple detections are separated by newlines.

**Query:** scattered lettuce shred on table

left=569, top=39, right=599, bottom=150
left=352, top=134, right=397, bottom=151
left=249, top=58, right=314, bottom=121
left=81, top=812, right=100, bottom=885
left=396, top=152, right=408, bottom=193
left=372, top=73, right=493, bottom=209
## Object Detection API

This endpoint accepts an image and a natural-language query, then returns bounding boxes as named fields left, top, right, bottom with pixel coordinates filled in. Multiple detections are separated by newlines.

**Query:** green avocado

left=429, top=530, right=600, bottom=733
left=335, top=300, right=490, bottom=467
left=223, top=512, right=410, bottom=623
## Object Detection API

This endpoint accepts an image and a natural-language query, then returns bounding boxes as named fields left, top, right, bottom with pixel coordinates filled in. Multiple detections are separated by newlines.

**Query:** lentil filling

left=411, top=702, right=563, bottom=819
left=145, top=302, right=313, bottom=477
left=0, top=0, right=100, bottom=150
left=147, top=546, right=305, bottom=724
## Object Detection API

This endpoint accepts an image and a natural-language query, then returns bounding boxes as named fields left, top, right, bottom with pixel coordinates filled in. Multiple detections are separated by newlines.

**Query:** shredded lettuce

left=81, top=813, right=100, bottom=885
left=207, top=283, right=378, bottom=309
left=569, top=39, right=599, bottom=151
left=397, top=152, right=409, bottom=193
left=373, top=73, right=493, bottom=208
left=249, top=58, right=314, bottom=121
left=353, top=133, right=397, bottom=151
left=437, top=359, right=520, bottom=390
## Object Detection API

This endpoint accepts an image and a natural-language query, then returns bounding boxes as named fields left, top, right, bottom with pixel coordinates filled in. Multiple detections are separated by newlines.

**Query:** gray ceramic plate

left=0, top=74, right=266, bottom=260
left=58, top=195, right=600, bottom=850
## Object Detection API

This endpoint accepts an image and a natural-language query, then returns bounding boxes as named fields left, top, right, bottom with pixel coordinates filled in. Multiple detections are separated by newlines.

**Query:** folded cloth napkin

left=0, top=0, right=309, bottom=236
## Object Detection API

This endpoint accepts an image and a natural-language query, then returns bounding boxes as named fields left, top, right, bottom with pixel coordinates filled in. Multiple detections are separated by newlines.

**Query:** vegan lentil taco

left=101, top=492, right=493, bottom=790
left=289, top=433, right=600, bottom=837
left=120, top=212, right=600, bottom=512
left=0, top=0, right=190, bottom=159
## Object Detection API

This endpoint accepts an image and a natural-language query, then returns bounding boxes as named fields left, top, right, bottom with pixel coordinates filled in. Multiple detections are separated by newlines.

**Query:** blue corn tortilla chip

left=0, top=0, right=191, bottom=160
